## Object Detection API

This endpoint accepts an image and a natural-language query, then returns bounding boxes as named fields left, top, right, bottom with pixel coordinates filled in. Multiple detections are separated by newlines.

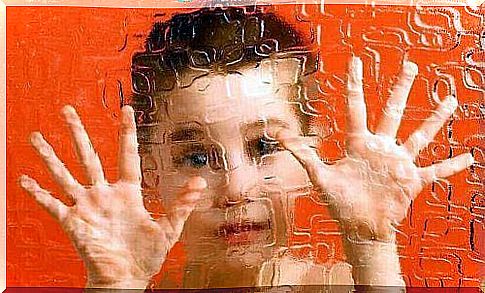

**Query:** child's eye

left=172, top=144, right=209, bottom=169
left=258, top=139, right=278, bottom=156
left=183, top=152, right=208, bottom=168
left=247, top=137, right=280, bottom=160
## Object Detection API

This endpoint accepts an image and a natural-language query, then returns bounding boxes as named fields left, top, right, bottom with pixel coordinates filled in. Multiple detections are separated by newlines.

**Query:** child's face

left=150, top=60, right=311, bottom=265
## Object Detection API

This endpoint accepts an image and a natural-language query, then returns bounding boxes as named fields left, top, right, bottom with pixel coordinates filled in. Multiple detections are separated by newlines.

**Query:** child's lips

left=217, top=220, right=272, bottom=244
left=212, top=195, right=275, bottom=244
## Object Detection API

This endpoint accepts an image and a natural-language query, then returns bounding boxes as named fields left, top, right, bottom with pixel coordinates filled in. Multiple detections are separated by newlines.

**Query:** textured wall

left=6, top=5, right=483, bottom=288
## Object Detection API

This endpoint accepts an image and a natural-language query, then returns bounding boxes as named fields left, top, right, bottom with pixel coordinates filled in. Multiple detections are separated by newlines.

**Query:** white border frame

left=1, top=0, right=483, bottom=291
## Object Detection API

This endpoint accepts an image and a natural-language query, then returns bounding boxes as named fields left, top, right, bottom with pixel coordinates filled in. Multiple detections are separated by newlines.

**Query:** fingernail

left=446, top=96, right=458, bottom=108
left=121, top=106, right=135, bottom=124
left=443, top=95, right=459, bottom=112
left=19, top=175, right=33, bottom=189
left=122, top=105, right=134, bottom=115
left=30, top=132, right=52, bottom=157
left=403, top=61, right=418, bottom=76
left=61, top=105, right=77, bottom=120
left=29, top=132, right=43, bottom=146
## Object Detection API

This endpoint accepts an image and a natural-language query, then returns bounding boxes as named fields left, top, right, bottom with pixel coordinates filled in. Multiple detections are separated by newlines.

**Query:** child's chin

left=225, top=235, right=281, bottom=259
left=224, top=246, right=277, bottom=267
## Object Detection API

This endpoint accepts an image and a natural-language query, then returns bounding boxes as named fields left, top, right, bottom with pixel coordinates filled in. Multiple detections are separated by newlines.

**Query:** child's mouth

left=217, top=220, right=273, bottom=244
left=217, top=199, right=275, bottom=245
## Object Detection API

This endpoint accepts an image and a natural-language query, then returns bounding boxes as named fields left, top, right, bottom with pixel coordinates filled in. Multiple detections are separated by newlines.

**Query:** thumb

left=159, top=176, right=207, bottom=238
left=275, top=129, right=330, bottom=190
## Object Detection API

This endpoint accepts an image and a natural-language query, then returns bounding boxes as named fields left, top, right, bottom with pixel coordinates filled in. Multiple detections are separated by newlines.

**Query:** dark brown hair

left=131, top=6, right=317, bottom=143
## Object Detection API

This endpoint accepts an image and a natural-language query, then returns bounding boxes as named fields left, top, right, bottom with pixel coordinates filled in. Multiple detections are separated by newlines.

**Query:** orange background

left=6, top=5, right=484, bottom=288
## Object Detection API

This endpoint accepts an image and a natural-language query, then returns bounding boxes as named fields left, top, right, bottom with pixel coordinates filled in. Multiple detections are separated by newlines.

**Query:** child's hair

left=130, top=6, right=317, bottom=143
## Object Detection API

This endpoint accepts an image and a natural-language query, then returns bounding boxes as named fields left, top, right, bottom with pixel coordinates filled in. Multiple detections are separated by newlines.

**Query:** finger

left=161, top=177, right=207, bottom=236
left=276, top=129, right=330, bottom=189
left=62, top=105, right=105, bottom=185
left=118, top=105, right=142, bottom=184
left=19, top=175, right=70, bottom=222
left=375, top=220, right=399, bottom=243
left=300, top=135, right=321, bottom=148
left=403, top=95, right=458, bottom=157
left=30, top=132, right=83, bottom=196
left=345, top=56, right=368, bottom=134
left=418, top=153, right=474, bottom=186
left=375, top=61, right=418, bottom=138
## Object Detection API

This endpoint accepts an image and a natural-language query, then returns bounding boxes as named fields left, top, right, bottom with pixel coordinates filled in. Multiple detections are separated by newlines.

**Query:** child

left=20, top=6, right=473, bottom=290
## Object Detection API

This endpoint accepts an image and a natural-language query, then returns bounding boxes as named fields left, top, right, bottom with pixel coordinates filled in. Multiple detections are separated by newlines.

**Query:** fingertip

left=350, top=56, right=363, bottom=73
left=465, top=153, right=475, bottom=167
left=121, top=105, right=135, bottom=115
left=181, top=191, right=202, bottom=204
left=275, top=129, right=293, bottom=142
left=19, top=174, right=34, bottom=189
left=62, top=105, right=82, bottom=126
left=19, top=174, right=28, bottom=185
left=444, top=95, right=459, bottom=111
left=351, top=55, right=362, bottom=65
left=121, top=105, right=136, bottom=126
left=61, top=105, right=76, bottom=117
left=403, top=61, right=418, bottom=76
left=29, top=131, right=43, bottom=146
left=187, top=176, right=207, bottom=190
left=347, top=56, right=363, bottom=88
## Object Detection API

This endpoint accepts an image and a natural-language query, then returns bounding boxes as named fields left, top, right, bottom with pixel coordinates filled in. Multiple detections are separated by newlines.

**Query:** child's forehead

left=161, top=80, right=296, bottom=125
left=164, top=90, right=297, bottom=125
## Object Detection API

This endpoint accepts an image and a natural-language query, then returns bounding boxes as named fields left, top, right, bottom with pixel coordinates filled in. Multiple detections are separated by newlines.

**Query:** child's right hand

left=19, top=105, right=207, bottom=289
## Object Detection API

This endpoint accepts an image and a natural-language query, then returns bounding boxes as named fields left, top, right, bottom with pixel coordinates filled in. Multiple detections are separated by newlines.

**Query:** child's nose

left=221, top=164, right=260, bottom=202
left=212, top=139, right=260, bottom=204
